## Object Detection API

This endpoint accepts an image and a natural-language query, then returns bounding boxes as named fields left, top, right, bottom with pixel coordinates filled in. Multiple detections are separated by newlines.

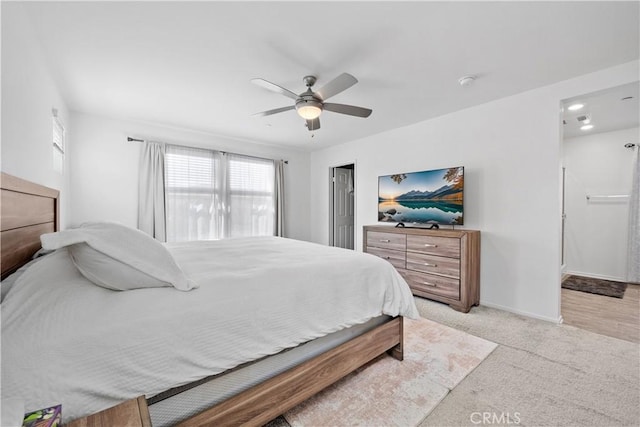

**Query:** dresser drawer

left=406, top=252, right=460, bottom=278
left=407, top=235, right=460, bottom=258
left=367, top=247, right=406, bottom=269
left=401, top=269, right=460, bottom=300
left=366, top=231, right=406, bottom=251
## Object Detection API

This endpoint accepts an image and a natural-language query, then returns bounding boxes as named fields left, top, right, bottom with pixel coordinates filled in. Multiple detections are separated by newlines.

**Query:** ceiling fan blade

left=306, top=117, right=320, bottom=131
left=315, top=73, right=358, bottom=101
left=323, top=103, right=372, bottom=118
left=251, top=78, right=299, bottom=100
left=252, top=105, right=295, bottom=117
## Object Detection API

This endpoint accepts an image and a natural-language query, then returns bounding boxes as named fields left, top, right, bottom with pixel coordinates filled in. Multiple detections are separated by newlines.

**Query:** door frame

left=328, top=160, right=357, bottom=248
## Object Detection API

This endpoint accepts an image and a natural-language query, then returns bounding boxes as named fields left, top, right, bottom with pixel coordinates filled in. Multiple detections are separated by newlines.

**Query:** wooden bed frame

left=1, top=172, right=59, bottom=279
left=0, top=171, right=404, bottom=427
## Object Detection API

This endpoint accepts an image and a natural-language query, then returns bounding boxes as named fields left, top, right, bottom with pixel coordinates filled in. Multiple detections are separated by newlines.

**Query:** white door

left=333, top=167, right=355, bottom=249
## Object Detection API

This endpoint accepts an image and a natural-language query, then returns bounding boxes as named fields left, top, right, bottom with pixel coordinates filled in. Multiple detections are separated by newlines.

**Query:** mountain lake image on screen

left=378, top=166, right=464, bottom=226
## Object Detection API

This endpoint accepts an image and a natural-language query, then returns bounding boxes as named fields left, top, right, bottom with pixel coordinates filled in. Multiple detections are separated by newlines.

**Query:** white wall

left=563, top=127, right=638, bottom=281
left=68, top=112, right=311, bottom=242
left=309, top=61, right=639, bottom=322
left=1, top=2, right=71, bottom=227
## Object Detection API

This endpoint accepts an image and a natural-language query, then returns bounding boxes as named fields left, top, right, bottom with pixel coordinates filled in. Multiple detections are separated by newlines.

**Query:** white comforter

left=1, top=237, right=418, bottom=421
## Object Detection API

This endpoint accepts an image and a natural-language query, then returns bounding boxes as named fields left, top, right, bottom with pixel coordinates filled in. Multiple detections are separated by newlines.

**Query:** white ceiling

left=19, top=1, right=639, bottom=151
left=562, top=81, right=639, bottom=139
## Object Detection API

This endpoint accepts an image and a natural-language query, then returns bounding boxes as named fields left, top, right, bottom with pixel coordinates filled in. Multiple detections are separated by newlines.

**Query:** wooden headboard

left=1, top=172, right=59, bottom=279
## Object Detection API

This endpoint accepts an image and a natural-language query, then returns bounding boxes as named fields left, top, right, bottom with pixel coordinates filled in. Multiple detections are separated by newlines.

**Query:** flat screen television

left=378, top=166, right=464, bottom=226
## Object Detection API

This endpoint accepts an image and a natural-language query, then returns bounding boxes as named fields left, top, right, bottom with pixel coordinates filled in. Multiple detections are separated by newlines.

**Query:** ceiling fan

left=251, top=73, right=372, bottom=131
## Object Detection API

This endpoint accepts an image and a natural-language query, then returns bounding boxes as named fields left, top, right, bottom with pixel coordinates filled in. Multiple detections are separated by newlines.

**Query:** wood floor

left=561, top=281, right=639, bottom=343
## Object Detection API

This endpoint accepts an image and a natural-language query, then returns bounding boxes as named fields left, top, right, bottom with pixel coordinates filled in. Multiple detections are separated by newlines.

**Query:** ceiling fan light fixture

left=252, top=73, right=371, bottom=132
left=296, top=99, right=323, bottom=120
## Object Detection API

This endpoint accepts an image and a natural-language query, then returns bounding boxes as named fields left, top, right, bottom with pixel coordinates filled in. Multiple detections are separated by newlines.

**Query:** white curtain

left=138, top=142, right=166, bottom=241
left=274, top=160, right=285, bottom=237
left=627, top=147, right=640, bottom=283
left=164, top=146, right=276, bottom=242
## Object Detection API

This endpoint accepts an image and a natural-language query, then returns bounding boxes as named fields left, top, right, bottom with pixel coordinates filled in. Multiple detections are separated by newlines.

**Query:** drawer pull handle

left=422, top=281, right=437, bottom=287
left=424, top=244, right=438, bottom=248
left=424, top=263, right=438, bottom=267
left=380, top=239, right=391, bottom=243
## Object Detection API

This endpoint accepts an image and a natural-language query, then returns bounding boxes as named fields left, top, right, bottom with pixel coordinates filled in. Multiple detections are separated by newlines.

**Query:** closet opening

left=559, top=81, right=639, bottom=343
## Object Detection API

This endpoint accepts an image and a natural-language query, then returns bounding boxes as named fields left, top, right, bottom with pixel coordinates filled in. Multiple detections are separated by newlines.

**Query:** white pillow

left=40, top=222, right=197, bottom=292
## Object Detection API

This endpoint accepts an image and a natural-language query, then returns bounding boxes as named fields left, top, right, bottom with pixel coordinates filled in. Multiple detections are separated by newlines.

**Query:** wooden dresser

left=363, top=225, right=480, bottom=313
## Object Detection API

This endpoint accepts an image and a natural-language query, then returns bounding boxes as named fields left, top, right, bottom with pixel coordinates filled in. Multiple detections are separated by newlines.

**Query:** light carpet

left=414, top=298, right=640, bottom=427
left=283, top=317, right=497, bottom=427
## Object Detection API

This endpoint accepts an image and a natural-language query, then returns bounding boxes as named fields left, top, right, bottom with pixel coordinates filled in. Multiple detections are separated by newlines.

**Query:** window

left=164, top=145, right=275, bottom=242
left=52, top=111, right=65, bottom=173
left=165, top=145, right=218, bottom=242
left=52, top=115, right=65, bottom=153
left=227, top=153, right=275, bottom=238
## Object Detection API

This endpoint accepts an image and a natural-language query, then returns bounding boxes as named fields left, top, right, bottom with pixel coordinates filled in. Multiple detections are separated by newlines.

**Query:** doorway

left=329, top=163, right=355, bottom=249
left=559, top=82, right=639, bottom=343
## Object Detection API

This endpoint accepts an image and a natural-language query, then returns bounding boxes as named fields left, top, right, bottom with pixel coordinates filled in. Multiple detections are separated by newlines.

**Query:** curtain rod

left=127, top=136, right=288, bottom=164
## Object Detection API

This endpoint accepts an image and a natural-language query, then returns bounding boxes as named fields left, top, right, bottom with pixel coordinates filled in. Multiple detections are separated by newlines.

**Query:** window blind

left=164, top=145, right=275, bottom=242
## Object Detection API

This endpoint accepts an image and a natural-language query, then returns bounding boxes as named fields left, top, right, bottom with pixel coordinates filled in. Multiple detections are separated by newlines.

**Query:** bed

left=1, top=172, right=419, bottom=426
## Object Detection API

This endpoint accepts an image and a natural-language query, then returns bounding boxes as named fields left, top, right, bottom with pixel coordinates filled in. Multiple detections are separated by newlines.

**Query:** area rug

left=283, top=317, right=497, bottom=427
left=562, top=275, right=628, bottom=298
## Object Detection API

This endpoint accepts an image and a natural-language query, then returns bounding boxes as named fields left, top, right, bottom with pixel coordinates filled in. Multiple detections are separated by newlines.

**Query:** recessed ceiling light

left=580, top=124, right=594, bottom=131
left=568, top=103, right=584, bottom=111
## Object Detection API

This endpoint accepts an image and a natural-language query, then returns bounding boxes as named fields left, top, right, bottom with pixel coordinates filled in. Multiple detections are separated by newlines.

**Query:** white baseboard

left=480, top=300, right=563, bottom=324
left=564, top=270, right=626, bottom=283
